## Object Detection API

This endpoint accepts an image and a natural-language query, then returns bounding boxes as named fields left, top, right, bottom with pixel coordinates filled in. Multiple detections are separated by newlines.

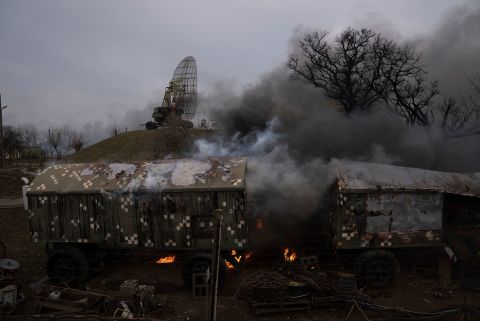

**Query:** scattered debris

left=0, top=285, right=17, bottom=315
left=119, top=279, right=156, bottom=299
left=0, top=259, right=19, bottom=282
left=120, top=279, right=140, bottom=296
left=113, top=301, right=134, bottom=319
left=336, top=272, right=356, bottom=290
left=30, top=286, right=111, bottom=315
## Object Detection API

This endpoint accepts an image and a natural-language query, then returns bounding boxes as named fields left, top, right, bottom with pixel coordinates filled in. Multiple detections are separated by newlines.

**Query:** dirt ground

left=1, top=205, right=479, bottom=320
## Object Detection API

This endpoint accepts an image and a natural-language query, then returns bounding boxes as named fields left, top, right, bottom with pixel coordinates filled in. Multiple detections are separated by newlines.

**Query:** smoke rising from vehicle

left=199, top=1, right=480, bottom=173
left=191, top=2, right=480, bottom=234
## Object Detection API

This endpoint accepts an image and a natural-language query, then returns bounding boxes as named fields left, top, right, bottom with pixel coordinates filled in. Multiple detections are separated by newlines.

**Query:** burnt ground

left=1, top=168, right=480, bottom=320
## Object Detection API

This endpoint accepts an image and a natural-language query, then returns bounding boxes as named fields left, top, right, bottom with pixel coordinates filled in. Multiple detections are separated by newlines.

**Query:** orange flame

left=283, top=247, right=297, bottom=262
left=255, top=217, right=263, bottom=229
left=156, top=255, right=176, bottom=264
left=225, top=260, right=235, bottom=270
left=245, top=251, right=253, bottom=260
left=231, top=249, right=242, bottom=263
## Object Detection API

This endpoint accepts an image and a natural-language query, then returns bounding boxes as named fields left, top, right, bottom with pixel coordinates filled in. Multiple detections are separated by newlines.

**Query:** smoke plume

left=191, top=1, right=480, bottom=244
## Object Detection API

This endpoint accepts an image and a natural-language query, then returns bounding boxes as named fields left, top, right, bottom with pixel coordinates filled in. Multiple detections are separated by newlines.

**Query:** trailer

left=23, top=157, right=248, bottom=286
left=329, top=159, right=480, bottom=287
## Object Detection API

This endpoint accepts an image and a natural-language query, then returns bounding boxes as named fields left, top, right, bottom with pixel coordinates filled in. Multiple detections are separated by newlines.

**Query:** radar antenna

left=149, top=56, right=197, bottom=128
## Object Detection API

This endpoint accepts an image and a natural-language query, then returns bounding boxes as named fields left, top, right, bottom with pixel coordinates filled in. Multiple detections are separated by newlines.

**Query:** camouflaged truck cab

left=24, top=157, right=248, bottom=286
left=329, top=159, right=480, bottom=288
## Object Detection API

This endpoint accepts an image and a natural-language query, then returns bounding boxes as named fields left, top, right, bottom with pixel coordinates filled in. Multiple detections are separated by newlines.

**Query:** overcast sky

left=0, top=0, right=465, bottom=131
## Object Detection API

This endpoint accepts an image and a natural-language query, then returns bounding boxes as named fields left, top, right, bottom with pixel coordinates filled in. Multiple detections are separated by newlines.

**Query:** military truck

left=23, top=157, right=248, bottom=286
left=24, top=157, right=480, bottom=288
left=328, top=159, right=480, bottom=287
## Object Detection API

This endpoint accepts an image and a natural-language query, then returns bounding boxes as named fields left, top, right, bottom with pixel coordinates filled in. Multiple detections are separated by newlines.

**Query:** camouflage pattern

left=330, top=159, right=480, bottom=251
left=333, top=191, right=444, bottom=249
left=26, top=157, right=248, bottom=250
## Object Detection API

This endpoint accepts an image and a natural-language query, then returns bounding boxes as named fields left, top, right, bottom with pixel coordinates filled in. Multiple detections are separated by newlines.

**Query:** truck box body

left=330, top=159, right=480, bottom=260
left=25, top=157, right=248, bottom=251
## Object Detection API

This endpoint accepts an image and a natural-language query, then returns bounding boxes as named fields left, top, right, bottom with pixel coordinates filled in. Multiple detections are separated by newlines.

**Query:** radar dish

left=151, top=56, right=197, bottom=127
left=166, top=56, right=197, bottom=120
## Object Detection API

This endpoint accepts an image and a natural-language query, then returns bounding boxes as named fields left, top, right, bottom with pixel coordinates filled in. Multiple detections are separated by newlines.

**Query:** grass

left=66, top=128, right=216, bottom=163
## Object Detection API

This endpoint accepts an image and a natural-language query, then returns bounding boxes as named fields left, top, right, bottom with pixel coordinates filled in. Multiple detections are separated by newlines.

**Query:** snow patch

left=80, top=168, right=94, bottom=176
left=171, top=160, right=212, bottom=186
left=107, top=163, right=137, bottom=180
left=143, top=163, right=176, bottom=189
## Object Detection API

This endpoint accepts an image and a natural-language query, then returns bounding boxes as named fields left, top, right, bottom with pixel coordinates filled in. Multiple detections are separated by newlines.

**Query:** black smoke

left=200, top=1, right=480, bottom=172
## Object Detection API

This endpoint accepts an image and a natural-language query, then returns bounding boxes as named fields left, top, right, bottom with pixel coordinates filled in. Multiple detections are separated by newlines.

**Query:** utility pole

left=0, top=94, right=8, bottom=169
left=208, top=209, right=223, bottom=321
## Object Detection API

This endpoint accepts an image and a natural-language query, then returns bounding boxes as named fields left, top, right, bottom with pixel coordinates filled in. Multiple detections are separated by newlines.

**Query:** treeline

left=288, top=28, right=480, bottom=138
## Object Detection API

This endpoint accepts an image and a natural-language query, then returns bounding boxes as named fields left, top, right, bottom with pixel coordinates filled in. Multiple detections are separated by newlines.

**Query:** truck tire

left=354, top=250, right=399, bottom=288
left=181, top=254, right=226, bottom=289
left=47, top=245, right=89, bottom=285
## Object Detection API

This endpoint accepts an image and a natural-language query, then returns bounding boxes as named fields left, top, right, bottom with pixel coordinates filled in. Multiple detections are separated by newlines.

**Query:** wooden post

left=208, top=209, right=223, bottom=321
left=0, top=94, right=4, bottom=168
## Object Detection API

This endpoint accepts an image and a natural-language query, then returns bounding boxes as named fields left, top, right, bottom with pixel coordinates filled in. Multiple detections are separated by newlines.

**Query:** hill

left=66, top=128, right=216, bottom=163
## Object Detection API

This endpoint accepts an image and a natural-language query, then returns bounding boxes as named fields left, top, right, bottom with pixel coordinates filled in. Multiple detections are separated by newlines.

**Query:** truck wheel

left=47, top=245, right=89, bottom=285
left=181, top=254, right=226, bottom=289
left=354, top=250, right=399, bottom=288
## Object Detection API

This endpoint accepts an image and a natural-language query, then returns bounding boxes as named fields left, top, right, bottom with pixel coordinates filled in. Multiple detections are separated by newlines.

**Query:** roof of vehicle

left=27, top=157, right=246, bottom=194
left=331, top=159, right=480, bottom=197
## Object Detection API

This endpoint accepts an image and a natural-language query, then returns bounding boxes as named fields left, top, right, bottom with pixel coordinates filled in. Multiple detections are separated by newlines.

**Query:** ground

left=66, top=128, right=215, bottom=163
left=1, top=204, right=479, bottom=320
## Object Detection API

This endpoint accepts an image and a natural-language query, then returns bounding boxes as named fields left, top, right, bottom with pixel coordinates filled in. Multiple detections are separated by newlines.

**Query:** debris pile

left=234, top=259, right=480, bottom=320
left=1, top=277, right=170, bottom=320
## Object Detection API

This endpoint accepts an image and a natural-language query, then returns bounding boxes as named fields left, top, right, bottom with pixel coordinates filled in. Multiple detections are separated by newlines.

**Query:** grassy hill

left=66, top=128, right=216, bottom=163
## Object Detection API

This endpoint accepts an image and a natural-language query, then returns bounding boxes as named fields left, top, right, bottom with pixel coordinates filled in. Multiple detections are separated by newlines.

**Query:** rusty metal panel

left=335, top=191, right=444, bottom=249
left=365, top=193, right=443, bottom=232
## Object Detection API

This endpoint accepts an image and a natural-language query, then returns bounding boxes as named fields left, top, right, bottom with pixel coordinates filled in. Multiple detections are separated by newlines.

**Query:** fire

left=156, top=255, right=176, bottom=264
left=255, top=216, right=263, bottom=229
left=283, top=247, right=297, bottom=262
left=245, top=251, right=253, bottom=260
left=231, top=250, right=242, bottom=263
left=224, top=260, right=235, bottom=270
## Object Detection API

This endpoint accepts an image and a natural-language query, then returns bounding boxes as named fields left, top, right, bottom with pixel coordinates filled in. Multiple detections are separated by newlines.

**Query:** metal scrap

left=29, top=286, right=111, bottom=316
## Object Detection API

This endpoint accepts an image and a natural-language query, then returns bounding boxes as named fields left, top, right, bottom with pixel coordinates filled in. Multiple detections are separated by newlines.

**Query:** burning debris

left=225, top=260, right=235, bottom=270
left=155, top=255, right=176, bottom=264
left=231, top=250, right=242, bottom=263
left=283, top=247, right=297, bottom=263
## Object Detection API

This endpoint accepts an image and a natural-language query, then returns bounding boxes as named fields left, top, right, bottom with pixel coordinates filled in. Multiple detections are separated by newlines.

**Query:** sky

left=0, top=0, right=466, bottom=132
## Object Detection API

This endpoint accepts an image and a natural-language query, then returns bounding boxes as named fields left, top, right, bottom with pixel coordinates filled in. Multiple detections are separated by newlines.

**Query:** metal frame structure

left=152, top=56, right=197, bottom=126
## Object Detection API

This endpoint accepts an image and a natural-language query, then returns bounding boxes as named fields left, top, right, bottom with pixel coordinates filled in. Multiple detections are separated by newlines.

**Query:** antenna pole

left=0, top=94, right=6, bottom=169
left=208, top=209, right=223, bottom=321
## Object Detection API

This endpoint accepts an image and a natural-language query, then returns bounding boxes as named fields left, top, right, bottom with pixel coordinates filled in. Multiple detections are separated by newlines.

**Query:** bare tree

left=466, top=71, right=480, bottom=114
left=48, top=128, right=63, bottom=160
left=288, top=28, right=385, bottom=114
left=3, top=126, right=23, bottom=161
left=111, top=126, right=118, bottom=137
left=20, top=124, right=39, bottom=147
left=68, top=130, right=87, bottom=152
left=439, top=72, right=480, bottom=138
left=288, top=27, right=439, bottom=125
left=379, top=47, right=439, bottom=126
left=468, top=71, right=480, bottom=98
